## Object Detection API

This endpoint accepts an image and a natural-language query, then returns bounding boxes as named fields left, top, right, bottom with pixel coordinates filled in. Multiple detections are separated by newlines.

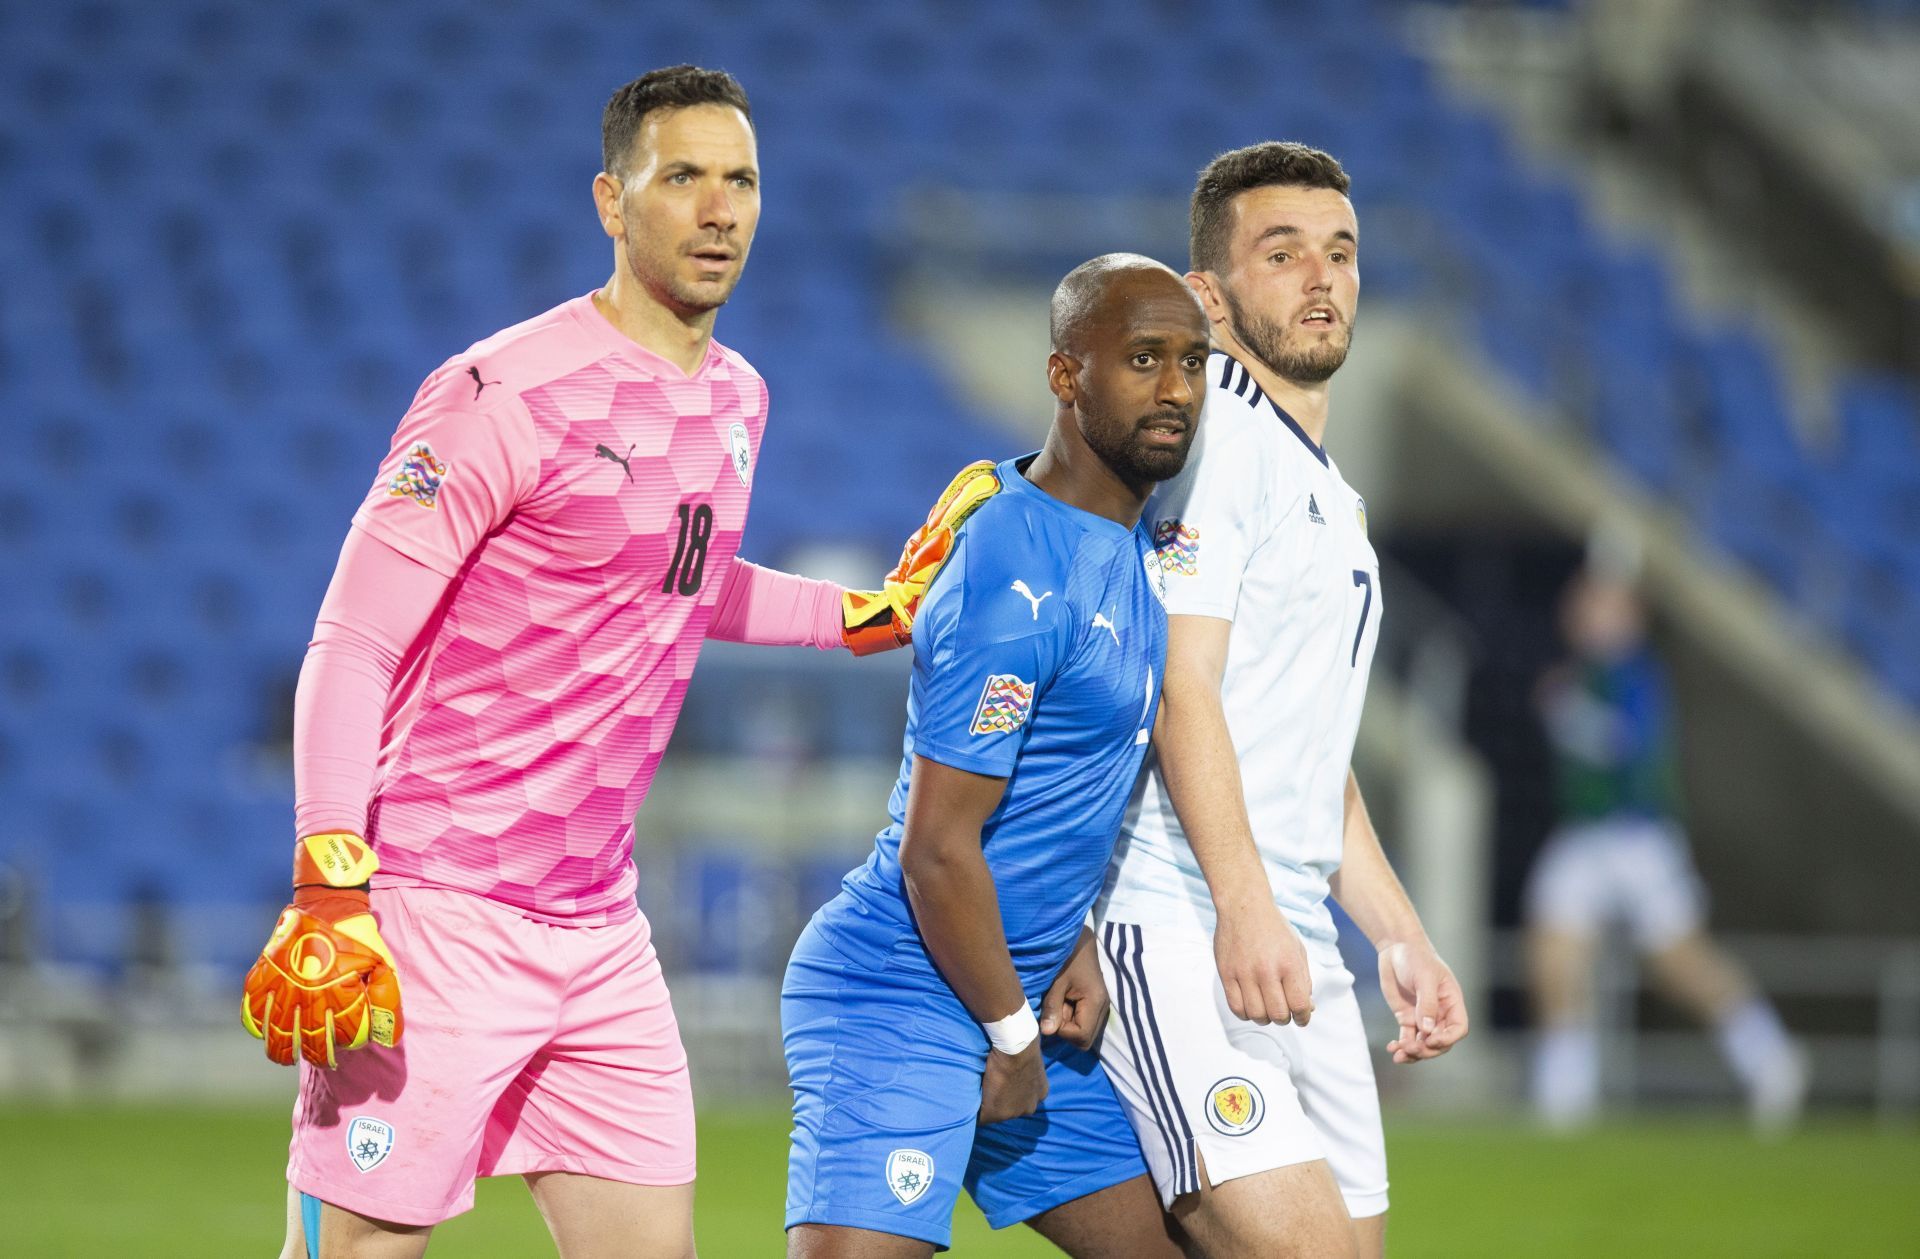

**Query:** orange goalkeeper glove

left=843, top=459, right=1002, bottom=655
left=241, top=833, right=403, bottom=1068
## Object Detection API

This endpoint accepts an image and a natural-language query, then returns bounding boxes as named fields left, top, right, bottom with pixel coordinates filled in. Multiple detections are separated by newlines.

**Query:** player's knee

left=1187, top=1216, right=1355, bottom=1259
left=1245, top=1222, right=1359, bottom=1259
left=1178, top=1161, right=1357, bottom=1259
left=307, top=1203, right=430, bottom=1259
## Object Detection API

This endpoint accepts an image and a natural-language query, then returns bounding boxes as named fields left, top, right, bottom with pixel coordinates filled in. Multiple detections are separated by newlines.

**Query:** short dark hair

left=1189, top=142, right=1351, bottom=274
left=601, top=65, right=753, bottom=178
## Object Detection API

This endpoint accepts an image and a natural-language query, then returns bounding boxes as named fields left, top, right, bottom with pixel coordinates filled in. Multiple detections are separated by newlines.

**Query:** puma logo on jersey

left=1092, top=610, right=1120, bottom=646
left=1010, top=580, right=1053, bottom=620
left=466, top=365, right=501, bottom=398
left=595, top=442, right=636, bottom=483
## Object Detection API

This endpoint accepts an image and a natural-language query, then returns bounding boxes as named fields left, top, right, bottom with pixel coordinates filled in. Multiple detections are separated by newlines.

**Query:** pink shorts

left=287, top=886, right=695, bottom=1225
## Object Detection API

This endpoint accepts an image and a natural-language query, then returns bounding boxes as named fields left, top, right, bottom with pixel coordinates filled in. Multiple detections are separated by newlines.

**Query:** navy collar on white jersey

left=1212, top=349, right=1329, bottom=468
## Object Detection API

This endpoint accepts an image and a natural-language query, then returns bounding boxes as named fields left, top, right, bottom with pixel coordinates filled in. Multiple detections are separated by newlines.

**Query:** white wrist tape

left=983, top=1003, right=1039, bottom=1055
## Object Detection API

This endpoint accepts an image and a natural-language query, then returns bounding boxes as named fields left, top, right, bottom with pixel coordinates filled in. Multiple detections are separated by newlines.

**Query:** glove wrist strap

left=293, top=833, right=378, bottom=890
left=842, top=589, right=907, bottom=656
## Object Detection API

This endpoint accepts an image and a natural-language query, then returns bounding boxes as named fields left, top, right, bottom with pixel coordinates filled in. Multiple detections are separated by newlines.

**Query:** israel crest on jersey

left=728, top=421, right=752, bottom=487
left=886, top=1148, right=934, bottom=1205
left=346, top=1115, right=395, bottom=1172
left=1142, top=545, right=1167, bottom=606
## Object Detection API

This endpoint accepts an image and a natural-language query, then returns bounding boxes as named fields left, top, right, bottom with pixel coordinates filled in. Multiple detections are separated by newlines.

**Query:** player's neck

left=1026, top=427, right=1149, bottom=528
left=1215, top=327, right=1334, bottom=446
left=593, top=273, right=717, bottom=376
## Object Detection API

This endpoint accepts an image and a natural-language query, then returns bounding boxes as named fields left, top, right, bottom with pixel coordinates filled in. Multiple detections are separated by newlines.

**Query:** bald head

left=1049, top=252, right=1195, bottom=355
left=1042, top=252, right=1209, bottom=494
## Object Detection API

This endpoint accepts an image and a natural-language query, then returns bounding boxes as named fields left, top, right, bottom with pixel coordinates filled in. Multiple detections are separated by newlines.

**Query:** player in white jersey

left=1093, top=143, right=1469, bottom=1259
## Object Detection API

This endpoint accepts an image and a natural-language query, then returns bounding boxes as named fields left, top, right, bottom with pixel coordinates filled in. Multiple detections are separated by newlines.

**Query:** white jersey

left=1099, top=349, right=1381, bottom=956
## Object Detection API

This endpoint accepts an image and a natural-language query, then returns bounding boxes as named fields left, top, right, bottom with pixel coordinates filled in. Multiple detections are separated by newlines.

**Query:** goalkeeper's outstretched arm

left=710, top=460, right=1003, bottom=656
left=702, top=557, right=849, bottom=651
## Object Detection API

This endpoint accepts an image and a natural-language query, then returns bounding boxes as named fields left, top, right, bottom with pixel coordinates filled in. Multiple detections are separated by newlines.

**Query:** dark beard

left=1223, top=285, right=1351, bottom=385
left=1080, top=399, right=1194, bottom=489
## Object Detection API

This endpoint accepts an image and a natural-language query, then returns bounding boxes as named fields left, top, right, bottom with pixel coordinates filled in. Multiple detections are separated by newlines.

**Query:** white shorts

left=1095, top=921, right=1388, bottom=1218
left=1522, top=817, right=1705, bottom=951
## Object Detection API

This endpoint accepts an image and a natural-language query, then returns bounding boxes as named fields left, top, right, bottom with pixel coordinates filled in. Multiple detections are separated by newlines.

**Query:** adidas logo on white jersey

left=1307, top=495, right=1326, bottom=525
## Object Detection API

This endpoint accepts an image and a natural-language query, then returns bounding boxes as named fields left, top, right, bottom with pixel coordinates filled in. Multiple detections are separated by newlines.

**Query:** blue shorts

left=782, top=918, right=1148, bottom=1250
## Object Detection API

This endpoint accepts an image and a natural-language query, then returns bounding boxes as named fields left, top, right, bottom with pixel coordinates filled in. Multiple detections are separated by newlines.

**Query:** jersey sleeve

left=907, top=532, right=1075, bottom=778
left=705, top=556, right=845, bottom=651
left=294, top=528, right=455, bottom=839
left=1144, top=403, right=1271, bottom=621
left=350, top=364, right=542, bottom=578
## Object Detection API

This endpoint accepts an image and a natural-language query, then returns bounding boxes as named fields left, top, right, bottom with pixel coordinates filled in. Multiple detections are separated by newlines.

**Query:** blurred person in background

left=1094, top=143, right=1468, bottom=1259
left=239, top=64, right=959, bottom=1259
left=1525, top=564, right=1807, bottom=1135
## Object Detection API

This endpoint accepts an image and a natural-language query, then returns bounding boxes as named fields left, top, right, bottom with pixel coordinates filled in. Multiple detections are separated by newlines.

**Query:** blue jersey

left=819, top=455, right=1169, bottom=997
left=785, top=455, right=1167, bottom=1246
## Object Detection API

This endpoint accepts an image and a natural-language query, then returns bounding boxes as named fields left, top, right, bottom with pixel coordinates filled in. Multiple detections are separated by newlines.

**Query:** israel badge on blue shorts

left=887, top=1148, right=934, bottom=1205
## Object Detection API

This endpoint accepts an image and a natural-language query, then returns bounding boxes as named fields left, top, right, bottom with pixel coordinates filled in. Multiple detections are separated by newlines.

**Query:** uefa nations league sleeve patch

left=970, top=673, right=1035, bottom=736
left=1153, top=519, right=1200, bottom=576
left=388, top=442, right=449, bottom=510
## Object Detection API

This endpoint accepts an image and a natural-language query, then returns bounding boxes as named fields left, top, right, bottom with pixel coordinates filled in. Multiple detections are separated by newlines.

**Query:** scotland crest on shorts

left=886, top=1148, right=934, bottom=1206
left=1153, top=519, right=1200, bottom=577
left=346, top=1115, right=395, bottom=1172
left=970, top=673, right=1035, bottom=736
left=388, top=442, right=448, bottom=510
left=1205, top=1077, right=1264, bottom=1136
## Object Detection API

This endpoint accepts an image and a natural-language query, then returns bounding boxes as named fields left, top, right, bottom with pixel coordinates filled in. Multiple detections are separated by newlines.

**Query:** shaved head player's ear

left=1047, top=349, right=1080, bottom=407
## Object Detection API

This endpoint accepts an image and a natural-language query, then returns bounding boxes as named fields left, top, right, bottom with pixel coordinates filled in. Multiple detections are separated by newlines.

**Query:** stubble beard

left=1222, top=283, right=1353, bottom=386
left=627, top=235, right=740, bottom=316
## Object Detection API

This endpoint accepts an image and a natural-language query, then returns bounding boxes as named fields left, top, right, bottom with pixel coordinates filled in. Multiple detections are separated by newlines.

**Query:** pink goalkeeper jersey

left=349, top=293, right=767, bottom=924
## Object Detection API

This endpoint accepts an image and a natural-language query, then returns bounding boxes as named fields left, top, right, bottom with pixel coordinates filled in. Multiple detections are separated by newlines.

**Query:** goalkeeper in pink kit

left=240, top=66, right=980, bottom=1258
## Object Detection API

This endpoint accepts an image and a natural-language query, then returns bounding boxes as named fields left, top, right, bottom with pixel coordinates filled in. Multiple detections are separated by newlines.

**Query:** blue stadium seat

left=1835, top=372, right=1920, bottom=485
left=3, top=0, right=1916, bottom=936
left=792, top=852, right=859, bottom=925
left=677, top=845, right=795, bottom=975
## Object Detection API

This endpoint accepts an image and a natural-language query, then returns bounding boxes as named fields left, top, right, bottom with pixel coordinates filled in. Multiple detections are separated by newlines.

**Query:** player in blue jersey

left=782, top=255, right=1211, bottom=1258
